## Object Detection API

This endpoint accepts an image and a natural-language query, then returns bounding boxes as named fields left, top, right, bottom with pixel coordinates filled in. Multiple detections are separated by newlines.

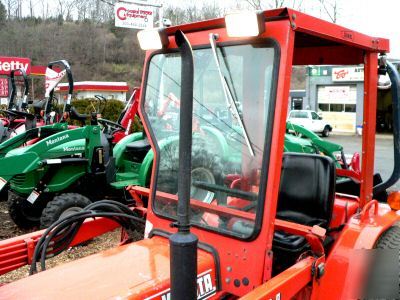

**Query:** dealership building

left=290, top=65, right=365, bottom=133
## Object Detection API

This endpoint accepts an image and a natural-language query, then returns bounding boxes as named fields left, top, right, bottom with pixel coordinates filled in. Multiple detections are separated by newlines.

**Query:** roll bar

left=45, top=60, right=73, bottom=124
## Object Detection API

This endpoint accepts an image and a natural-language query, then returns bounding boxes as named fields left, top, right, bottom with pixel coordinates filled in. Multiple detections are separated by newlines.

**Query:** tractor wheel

left=157, top=143, right=223, bottom=203
left=40, top=193, right=92, bottom=228
left=322, top=126, right=330, bottom=137
left=375, top=222, right=400, bottom=249
left=7, top=190, right=42, bottom=229
left=362, top=222, right=400, bottom=298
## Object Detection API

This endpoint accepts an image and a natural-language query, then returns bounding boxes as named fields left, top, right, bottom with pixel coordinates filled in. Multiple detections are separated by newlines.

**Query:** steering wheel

left=0, top=109, right=34, bottom=119
left=97, top=118, right=125, bottom=132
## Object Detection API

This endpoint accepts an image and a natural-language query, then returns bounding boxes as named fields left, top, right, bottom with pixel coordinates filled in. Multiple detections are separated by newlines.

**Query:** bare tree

left=5, top=0, right=18, bottom=19
left=269, top=0, right=286, bottom=8
left=244, top=0, right=262, bottom=9
left=317, top=0, right=340, bottom=23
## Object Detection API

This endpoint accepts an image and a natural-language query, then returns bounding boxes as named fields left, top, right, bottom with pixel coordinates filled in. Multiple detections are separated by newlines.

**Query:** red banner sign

left=0, top=78, right=8, bottom=97
left=0, top=56, right=31, bottom=75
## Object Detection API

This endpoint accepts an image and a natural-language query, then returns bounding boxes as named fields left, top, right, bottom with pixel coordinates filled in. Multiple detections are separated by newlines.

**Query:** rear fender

left=313, top=203, right=400, bottom=299
left=113, top=132, right=144, bottom=167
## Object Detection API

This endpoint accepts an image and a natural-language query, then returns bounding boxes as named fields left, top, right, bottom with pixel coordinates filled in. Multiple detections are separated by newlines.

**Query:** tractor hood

left=0, top=236, right=218, bottom=300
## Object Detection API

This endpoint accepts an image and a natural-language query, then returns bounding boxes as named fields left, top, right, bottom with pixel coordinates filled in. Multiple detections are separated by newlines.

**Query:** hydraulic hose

left=29, top=200, right=144, bottom=275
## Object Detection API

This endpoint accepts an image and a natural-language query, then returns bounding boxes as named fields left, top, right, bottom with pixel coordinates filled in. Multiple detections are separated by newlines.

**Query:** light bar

left=137, top=28, right=169, bottom=50
left=225, top=11, right=265, bottom=38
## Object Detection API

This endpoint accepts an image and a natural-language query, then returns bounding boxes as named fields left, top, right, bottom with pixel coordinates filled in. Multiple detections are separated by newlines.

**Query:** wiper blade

left=209, top=33, right=255, bottom=157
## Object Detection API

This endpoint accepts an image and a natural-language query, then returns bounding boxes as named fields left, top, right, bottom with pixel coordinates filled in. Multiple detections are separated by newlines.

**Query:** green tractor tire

left=7, top=190, right=42, bottom=229
left=157, top=144, right=223, bottom=203
left=40, top=193, right=92, bottom=228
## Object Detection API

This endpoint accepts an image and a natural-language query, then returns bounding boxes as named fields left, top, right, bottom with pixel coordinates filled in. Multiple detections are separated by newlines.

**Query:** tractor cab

left=1, top=8, right=400, bottom=300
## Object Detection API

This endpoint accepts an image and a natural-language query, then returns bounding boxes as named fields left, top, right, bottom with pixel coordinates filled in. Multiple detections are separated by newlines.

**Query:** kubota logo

left=46, top=134, right=69, bottom=146
left=145, top=269, right=216, bottom=300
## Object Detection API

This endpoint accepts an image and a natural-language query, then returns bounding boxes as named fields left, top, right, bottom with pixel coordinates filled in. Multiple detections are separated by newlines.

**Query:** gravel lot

left=0, top=200, right=140, bottom=284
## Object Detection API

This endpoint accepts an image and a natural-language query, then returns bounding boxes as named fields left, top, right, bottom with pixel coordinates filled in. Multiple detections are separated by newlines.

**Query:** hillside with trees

left=0, top=0, right=341, bottom=97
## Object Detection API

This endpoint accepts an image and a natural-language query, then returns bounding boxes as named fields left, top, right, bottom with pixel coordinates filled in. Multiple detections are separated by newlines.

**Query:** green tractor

left=3, top=80, right=349, bottom=229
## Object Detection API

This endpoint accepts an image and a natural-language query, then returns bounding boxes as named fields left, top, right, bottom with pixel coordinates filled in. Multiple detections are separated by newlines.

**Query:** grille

left=10, top=174, right=27, bottom=186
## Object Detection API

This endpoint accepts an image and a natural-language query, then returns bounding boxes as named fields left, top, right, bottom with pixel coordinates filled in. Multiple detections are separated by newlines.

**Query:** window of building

left=345, top=104, right=356, bottom=112
left=330, top=104, right=344, bottom=112
left=318, top=104, right=329, bottom=111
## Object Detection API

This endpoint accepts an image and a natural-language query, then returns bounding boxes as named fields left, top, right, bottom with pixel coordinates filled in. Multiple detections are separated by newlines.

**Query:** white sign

left=332, top=67, right=364, bottom=82
left=325, top=86, right=350, bottom=102
left=45, top=68, right=66, bottom=97
left=115, top=2, right=154, bottom=29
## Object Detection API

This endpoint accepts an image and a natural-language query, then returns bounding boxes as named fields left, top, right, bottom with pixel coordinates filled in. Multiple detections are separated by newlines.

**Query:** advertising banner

left=332, top=67, right=364, bottom=82
left=115, top=2, right=154, bottom=29
left=45, top=68, right=66, bottom=97
left=0, top=57, right=31, bottom=75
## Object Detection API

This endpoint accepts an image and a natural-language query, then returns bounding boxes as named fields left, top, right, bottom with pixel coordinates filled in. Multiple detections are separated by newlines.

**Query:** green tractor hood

left=0, top=126, right=99, bottom=183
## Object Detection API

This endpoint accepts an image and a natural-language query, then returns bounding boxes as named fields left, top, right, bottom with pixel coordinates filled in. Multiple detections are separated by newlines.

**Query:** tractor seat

left=126, top=139, right=151, bottom=153
left=125, top=139, right=151, bottom=163
left=273, top=153, right=335, bottom=257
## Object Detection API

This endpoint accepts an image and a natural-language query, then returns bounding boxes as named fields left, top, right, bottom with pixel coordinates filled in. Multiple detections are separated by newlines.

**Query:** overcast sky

left=15, top=0, right=400, bottom=57
left=163, top=0, right=400, bottom=58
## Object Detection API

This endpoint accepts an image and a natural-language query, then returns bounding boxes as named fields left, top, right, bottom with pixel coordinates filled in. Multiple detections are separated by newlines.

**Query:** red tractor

left=0, top=8, right=400, bottom=299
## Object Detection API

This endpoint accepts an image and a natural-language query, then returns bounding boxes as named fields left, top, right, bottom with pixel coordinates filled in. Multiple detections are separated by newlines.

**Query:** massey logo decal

left=63, top=146, right=84, bottom=152
left=145, top=269, right=216, bottom=300
left=46, top=134, right=69, bottom=146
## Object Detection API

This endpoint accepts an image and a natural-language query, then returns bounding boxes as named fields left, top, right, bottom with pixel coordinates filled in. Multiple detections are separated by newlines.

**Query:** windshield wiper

left=209, top=33, right=255, bottom=157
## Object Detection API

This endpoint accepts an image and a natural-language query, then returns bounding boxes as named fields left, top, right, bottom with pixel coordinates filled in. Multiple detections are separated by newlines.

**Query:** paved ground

left=329, top=133, right=399, bottom=191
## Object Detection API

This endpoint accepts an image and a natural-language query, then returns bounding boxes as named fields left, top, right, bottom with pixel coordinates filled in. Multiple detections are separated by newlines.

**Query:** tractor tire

left=322, top=126, right=330, bottom=137
left=40, top=193, right=92, bottom=228
left=157, top=143, right=223, bottom=203
left=7, top=190, right=41, bottom=229
left=375, top=222, right=400, bottom=249
left=362, top=222, right=400, bottom=298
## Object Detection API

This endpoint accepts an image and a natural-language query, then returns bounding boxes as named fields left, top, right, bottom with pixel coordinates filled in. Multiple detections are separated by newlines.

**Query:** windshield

left=144, top=42, right=276, bottom=239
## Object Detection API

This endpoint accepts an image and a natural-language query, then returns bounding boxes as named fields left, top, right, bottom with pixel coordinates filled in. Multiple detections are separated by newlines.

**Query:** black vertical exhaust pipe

left=169, top=30, right=198, bottom=300
left=373, top=60, right=400, bottom=195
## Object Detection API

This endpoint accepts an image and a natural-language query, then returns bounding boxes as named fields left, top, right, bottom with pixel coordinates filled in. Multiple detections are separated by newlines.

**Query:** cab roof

left=165, top=8, right=389, bottom=55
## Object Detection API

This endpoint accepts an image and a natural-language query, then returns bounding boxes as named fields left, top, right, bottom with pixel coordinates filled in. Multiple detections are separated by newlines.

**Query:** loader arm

left=0, top=123, right=68, bottom=157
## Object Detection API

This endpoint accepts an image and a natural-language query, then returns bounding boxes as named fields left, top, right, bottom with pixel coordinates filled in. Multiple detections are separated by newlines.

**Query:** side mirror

left=318, top=116, right=323, bottom=120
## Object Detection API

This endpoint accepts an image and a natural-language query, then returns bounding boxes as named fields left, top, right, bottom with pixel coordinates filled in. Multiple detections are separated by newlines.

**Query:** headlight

left=137, top=28, right=169, bottom=50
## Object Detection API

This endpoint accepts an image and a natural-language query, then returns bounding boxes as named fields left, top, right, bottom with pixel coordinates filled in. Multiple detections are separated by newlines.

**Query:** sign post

left=115, top=1, right=163, bottom=30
